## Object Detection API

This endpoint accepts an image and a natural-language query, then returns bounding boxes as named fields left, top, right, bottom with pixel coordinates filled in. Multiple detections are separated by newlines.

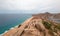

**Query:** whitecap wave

left=0, top=34, right=3, bottom=36
left=9, top=25, right=18, bottom=30
left=0, top=30, right=8, bottom=36
left=0, top=25, right=18, bottom=36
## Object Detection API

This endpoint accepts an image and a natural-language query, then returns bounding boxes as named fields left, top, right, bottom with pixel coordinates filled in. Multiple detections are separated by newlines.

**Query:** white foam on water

left=0, top=34, right=3, bottom=36
left=0, top=25, right=19, bottom=36
left=9, top=25, right=18, bottom=30
left=14, top=25, right=18, bottom=28
left=0, top=30, right=8, bottom=36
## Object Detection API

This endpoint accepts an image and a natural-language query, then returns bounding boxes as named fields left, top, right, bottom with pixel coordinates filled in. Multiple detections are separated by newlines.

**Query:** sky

left=0, top=0, right=60, bottom=13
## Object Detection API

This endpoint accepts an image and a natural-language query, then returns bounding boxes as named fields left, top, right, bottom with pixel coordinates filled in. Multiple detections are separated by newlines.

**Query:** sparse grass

left=55, top=25, right=60, bottom=30
left=42, top=20, right=52, bottom=29
left=53, top=27, right=57, bottom=33
left=48, top=30, right=54, bottom=36
left=42, top=20, right=60, bottom=36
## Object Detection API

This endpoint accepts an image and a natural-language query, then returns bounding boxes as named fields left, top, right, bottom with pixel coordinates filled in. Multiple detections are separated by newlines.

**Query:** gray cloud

left=0, top=0, right=60, bottom=13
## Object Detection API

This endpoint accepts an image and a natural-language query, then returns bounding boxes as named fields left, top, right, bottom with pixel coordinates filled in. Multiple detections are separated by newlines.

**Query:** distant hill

left=32, top=12, right=60, bottom=23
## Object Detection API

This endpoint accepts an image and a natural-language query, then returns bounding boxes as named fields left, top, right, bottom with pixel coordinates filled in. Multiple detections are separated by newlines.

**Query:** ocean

left=0, top=14, right=32, bottom=35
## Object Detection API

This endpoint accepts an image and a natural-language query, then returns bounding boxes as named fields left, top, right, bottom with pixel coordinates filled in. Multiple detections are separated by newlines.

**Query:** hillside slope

left=3, top=16, right=60, bottom=36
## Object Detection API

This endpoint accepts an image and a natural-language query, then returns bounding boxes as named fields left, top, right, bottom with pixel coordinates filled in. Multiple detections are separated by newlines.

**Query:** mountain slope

left=3, top=16, right=60, bottom=36
left=3, top=12, right=60, bottom=36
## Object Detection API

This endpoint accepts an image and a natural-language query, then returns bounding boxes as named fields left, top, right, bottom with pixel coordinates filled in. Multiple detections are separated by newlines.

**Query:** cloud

left=0, top=0, right=59, bottom=10
left=0, top=0, right=60, bottom=13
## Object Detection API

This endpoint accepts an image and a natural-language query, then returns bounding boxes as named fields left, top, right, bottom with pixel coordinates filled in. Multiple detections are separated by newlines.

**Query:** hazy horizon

left=0, top=0, right=60, bottom=14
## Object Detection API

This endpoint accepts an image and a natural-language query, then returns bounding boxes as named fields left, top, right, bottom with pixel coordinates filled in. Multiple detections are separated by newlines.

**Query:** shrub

left=42, top=21, right=52, bottom=29
left=48, top=30, right=54, bottom=36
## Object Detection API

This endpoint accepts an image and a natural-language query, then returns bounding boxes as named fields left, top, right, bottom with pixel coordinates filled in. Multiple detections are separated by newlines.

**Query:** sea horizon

left=0, top=14, right=32, bottom=35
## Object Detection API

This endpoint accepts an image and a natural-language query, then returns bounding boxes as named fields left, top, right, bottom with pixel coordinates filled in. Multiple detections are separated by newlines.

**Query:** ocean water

left=0, top=14, right=32, bottom=34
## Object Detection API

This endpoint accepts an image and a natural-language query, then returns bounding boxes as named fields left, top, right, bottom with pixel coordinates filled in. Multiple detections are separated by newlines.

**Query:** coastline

left=0, top=25, right=19, bottom=36
left=3, top=15, right=60, bottom=36
left=3, top=17, right=33, bottom=36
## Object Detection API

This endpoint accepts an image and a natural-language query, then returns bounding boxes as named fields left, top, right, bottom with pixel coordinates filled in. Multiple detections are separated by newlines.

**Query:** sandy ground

left=3, top=17, right=33, bottom=36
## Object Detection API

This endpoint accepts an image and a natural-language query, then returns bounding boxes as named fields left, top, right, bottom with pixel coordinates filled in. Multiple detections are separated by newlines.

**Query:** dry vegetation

left=3, top=13, right=60, bottom=36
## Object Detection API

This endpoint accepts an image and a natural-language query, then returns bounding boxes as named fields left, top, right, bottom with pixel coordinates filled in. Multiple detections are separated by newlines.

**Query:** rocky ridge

left=3, top=13, right=60, bottom=36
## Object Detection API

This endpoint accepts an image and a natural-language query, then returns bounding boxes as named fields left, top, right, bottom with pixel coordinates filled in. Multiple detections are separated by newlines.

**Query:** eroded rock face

left=3, top=17, right=60, bottom=36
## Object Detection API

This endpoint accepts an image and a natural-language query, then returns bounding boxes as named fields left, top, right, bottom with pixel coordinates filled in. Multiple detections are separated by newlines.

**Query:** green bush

left=56, top=25, right=60, bottom=30
left=42, top=21, right=52, bottom=29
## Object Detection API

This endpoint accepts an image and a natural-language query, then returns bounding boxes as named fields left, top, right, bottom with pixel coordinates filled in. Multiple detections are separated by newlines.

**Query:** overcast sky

left=0, top=0, right=60, bottom=13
